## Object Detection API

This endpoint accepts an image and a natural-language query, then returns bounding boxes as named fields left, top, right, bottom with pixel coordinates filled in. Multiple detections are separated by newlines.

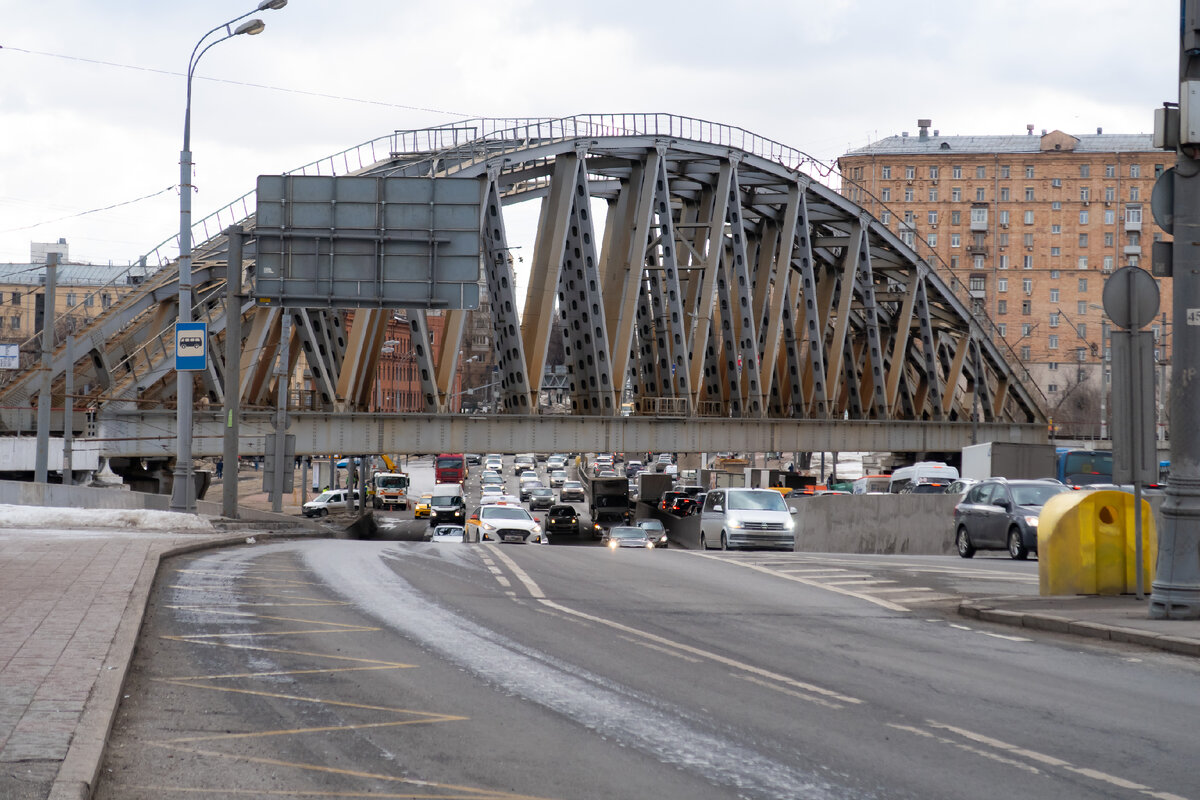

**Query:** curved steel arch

left=0, top=114, right=1045, bottom=450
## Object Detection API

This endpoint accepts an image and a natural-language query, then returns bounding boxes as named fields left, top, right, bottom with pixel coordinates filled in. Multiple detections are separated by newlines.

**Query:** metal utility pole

left=35, top=252, right=57, bottom=484
left=1150, top=0, right=1200, bottom=618
left=222, top=225, right=244, bottom=519
left=63, top=335, right=73, bottom=486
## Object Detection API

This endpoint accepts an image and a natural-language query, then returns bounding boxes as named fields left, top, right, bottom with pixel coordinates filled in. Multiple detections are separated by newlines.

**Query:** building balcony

left=1124, top=218, right=1142, bottom=232
left=966, top=245, right=988, bottom=256
left=1123, top=244, right=1142, bottom=256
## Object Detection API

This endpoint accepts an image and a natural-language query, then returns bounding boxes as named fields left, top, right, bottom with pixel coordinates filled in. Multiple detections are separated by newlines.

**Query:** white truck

left=960, top=442, right=1056, bottom=481
left=371, top=471, right=410, bottom=510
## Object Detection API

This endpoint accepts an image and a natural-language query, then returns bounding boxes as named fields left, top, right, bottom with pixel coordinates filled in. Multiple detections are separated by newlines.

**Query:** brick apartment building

left=837, top=121, right=1172, bottom=438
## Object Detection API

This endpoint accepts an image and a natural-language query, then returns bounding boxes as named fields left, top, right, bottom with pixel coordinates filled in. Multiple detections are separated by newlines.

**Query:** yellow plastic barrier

left=1038, top=490, right=1156, bottom=595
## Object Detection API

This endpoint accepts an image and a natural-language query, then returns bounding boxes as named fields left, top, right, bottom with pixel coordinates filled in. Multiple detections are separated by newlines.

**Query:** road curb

left=958, top=600, right=1200, bottom=658
left=48, top=526, right=325, bottom=800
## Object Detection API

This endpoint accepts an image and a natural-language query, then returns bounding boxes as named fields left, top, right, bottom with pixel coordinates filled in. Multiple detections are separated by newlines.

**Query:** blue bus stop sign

left=175, top=321, right=207, bottom=371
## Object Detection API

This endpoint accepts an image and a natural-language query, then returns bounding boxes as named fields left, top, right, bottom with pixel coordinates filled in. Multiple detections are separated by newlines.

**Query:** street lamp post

left=171, top=1, right=287, bottom=513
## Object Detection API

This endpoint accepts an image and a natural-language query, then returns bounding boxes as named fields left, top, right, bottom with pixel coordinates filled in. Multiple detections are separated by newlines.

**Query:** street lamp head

left=234, top=19, right=265, bottom=35
left=258, top=0, right=288, bottom=9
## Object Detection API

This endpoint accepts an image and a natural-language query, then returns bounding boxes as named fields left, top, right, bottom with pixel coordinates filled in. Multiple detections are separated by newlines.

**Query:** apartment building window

left=1050, top=269, right=1060, bottom=278
left=998, top=300, right=1007, bottom=314
left=1051, top=246, right=1061, bottom=256
left=999, top=210, right=1010, bottom=225
left=84, top=295, right=94, bottom=307
left=928, top=211, right=938, bottom=225
left=973, top=255, right=985, bottom=269
left=1077, top=348, right=1087, bottom=362
left=952, top=187, right=962, bottom=202
left=975, top=187, right=986, bottom=201
left=1105, top=186, right=1116, bottom=202
left=970, top=208, right=988, bottom=226
left=1025, top=166, right=1035, bottom=178
left=66, top=293, right=77, bottom=307
left=951, top=233, right=961, bottom=247
left=1078, top=256, right=1088, bottom=269
left=1155, top=164, right=1164, bottom=177
left=1000, top=165, right=1011, bottom=178
left=972, top=298, right=985, bottom=314
left=976, top=166, right=986, bottom=179
left=1049, top=312, right=1059, bottom=327
left=928, top=233, right=938, bottom=247
left=1021, top=346, right=1031, bottom=360
left=1024, top=233, right=1034, bottom=247
left=10, top=317, right=19, bottom=330
left=882, top=166, right=891, bottom=179
left=998, top=323, right=1007, bottom=336
left=929, top=188, right=938, bottom=202
left=1079, top=210, right=1089, bottom=224
left=1127, top=206, right=1143, bottom=224
left=969, top=276, right=986, bottom=292
left=1105, top=164, right=1116, bottom=178
left=1052, top=178, right=1063, bottom=188
left=1024, top=211, right=1034, bottom=224
left=901, top=230, right=914, bottom=246
left=1078, top=323, right=1087, bottom=339
left=1130, top=186, right=1140, bottom=201
left=999, top=254, right=1010, bottom=269
left=1023, top=255, right=1034, bottom=270
left=1023, top=278, right=1034, bottom=294
left=1048, top=335, right=1059, bottom=349
left=1022, top=323, right=1033, bottom=336
left=881, top=188, right=891, bottom=201
left=1104, top=232, right=1114, bottom=247
left=1078, top=278, right=1088, bottom=291
left=1048, top=362, right=1059, bottom=370
left=1130, top=164, right=1141, bottom=178
left=905, top=166, right=915, bottom=179
left=904, top=187, right=914, bottom=202
left=929, top=166, right=939, bottom=179
left=9, top=293, right=18, bottom=305
left=1048, top=384, right=1059, bottom=393
left=998, top=278, right=1008, bottom=292
left=881, top=211, right=891, bottom=225
left=1052, top=201, right=1062, bottom=210
left=1051, top=224, right=1062, bottom=234
left=1079, top=233, right=1089, bottom=247
left=951, top=256, right=960, bottom=268
left=101, top=293, right=112, bottom=309
left=999, top=233, right=1010, bottom=247
left=1080, top=164, right=1090, bottom=178
left=1025, top=187, right=1035, bottom=201
left=1000, top=187, right=1010, bottom=201
left=1050, top=288, right=1060, bottom=302
left=953, top=165, right=963, bottom=179
left=1080, top=187, right=1090, bottom=202
left=1105, top=209, right=1116, bottom=224
left=1103, top=255, right=1114, bottom=271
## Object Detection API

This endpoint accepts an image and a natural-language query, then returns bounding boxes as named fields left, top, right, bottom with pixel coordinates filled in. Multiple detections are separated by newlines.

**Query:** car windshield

left=312, top=491, right=339, bottom=503
left=431, top=494, right=459, bottom=505
left=1012, top=484, right=1070, bottom=507
left=532, top=488, right=553, bottom=496
left=375, top=475, right=407, bottom=489
left=481, top=506, right=533, bottom=521
left=637, top=520, right=664, bottom=532
left=563, top=482, right=582, bottom=489
left=726, top=490, right=788, bottom=512
left=610, top=527, right=644, bottom=538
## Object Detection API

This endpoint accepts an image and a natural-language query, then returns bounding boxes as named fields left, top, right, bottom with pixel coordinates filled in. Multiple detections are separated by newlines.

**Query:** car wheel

left=955, top=526, right=975, bottom=558
left=1008, top=527, right=1029, bottom=560
left=319, top=508, right=329, bottom=518
left=699, top=533, right=708, bottom=550
left=720, top=532, right=728, bottom=551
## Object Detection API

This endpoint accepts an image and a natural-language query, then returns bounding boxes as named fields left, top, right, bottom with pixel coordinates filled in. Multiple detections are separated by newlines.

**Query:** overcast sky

left=0, top=1, right=1179, bottom=268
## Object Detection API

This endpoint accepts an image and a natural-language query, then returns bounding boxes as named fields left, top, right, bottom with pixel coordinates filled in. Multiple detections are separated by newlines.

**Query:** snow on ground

left=0, top=504, right=213, bottom=532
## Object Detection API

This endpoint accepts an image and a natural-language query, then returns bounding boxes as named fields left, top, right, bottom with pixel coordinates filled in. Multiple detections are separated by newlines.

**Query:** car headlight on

left=646, top=541, right=654, bottom=548
left=727, top=516, right=744, bottom=529
left=783, top=516, right=795, bottom=531
left=608, top=539, right=618, bottom=549
left=1024, top=515, right=1040, bottom=526
left=481, top=522, right=497, bottom=532
left=658, top=534, right=668, bottom=544
left=532, top=524, right=542, bottom=533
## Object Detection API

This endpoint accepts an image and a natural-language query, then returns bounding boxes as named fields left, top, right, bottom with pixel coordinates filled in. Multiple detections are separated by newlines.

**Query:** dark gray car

left=953, top=479, right=1071, bottom=559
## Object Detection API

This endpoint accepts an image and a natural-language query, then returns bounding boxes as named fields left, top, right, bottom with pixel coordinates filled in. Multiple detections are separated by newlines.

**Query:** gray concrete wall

left=789, top=495, right=961, bottom=555
left=0, top=480, right=297, bottom=523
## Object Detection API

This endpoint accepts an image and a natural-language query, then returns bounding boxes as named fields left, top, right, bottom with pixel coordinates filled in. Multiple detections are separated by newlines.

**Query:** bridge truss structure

left=0, top=114, right=1047, bottom=478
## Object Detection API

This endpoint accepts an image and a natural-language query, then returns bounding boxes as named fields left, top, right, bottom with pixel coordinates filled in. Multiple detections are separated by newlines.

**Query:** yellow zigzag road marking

left=157, top=637, right=409, bottom=667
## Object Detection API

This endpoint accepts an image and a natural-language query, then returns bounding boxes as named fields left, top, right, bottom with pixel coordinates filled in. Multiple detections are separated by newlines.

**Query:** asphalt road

left=96, top=533, right=1200, bottom=800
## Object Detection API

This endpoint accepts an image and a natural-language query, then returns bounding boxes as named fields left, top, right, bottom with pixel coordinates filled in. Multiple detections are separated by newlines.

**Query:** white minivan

left=428, top=483, right=466, bottom=526
left=887, top=461, right=959, bottom=494
left=698, top=488, right=796, bottom=551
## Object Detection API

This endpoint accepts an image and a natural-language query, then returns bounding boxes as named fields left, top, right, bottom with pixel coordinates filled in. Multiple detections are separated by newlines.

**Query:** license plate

left=503, top=534, right=524, bottom=543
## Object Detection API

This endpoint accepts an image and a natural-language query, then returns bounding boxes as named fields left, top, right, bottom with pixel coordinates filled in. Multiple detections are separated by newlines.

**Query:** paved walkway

left=2, top=487, right=1199, bottom=799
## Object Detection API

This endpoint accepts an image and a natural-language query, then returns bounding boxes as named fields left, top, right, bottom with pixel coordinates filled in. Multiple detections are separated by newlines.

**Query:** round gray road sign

left=1102, top=266, right=1160, bottom=330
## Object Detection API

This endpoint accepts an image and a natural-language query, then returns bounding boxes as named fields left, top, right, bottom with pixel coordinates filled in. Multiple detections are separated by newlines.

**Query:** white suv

left=466, top=504, right=545, bottom=544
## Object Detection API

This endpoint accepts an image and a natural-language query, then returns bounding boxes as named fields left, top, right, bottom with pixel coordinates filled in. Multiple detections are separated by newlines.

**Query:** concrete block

left=1021, top=614, right=1074, bottom=633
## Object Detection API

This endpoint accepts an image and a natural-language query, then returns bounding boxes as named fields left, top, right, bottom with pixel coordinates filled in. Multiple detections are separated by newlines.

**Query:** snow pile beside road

left=0, top=504, right=213, bottom=531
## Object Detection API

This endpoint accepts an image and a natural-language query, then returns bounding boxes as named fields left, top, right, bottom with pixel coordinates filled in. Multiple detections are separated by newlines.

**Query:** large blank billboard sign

left=254, top=175, right=480, bottom=309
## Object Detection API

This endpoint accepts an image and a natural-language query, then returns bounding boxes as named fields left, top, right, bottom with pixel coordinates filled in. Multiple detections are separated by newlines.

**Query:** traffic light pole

left=1150, top=1, right=1200, bottom=619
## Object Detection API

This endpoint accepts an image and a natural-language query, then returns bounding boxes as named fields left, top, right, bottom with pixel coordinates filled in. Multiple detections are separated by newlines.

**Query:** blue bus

left=1055, top=449, right=1113, bottom=486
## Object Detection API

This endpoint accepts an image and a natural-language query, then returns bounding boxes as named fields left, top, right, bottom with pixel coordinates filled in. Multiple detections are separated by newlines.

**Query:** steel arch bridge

left=0, top=114, right=1047, bottom=477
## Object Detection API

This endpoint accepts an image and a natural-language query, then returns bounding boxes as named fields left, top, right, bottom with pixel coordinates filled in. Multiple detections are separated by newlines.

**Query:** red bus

left=434, top=453, right=467, bottom=484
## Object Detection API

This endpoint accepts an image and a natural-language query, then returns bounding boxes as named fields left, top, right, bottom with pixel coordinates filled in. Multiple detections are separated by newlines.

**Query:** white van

left=428, top=483, right=466, bottom=526
left=302, top=488, right=360, bottom=517
left=698, top=488, right=796, bottom=551
left=887, top=462, right=959, bottom=494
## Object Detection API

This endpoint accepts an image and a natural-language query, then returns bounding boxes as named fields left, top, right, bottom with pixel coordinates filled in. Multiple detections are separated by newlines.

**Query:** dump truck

left=371, top=470, right=410, bottom=510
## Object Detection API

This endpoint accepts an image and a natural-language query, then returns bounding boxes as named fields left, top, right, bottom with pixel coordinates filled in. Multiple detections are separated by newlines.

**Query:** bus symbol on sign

left=175, top=322, right=208, bottom=371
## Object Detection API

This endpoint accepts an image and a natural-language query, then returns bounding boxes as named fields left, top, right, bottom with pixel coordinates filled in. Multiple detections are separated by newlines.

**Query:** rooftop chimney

left=917, top=118, right=932, bottom=141
left=1026, top=124, right=1035, bottom=135
left=1097, top=126, right=1103, bottom=134
left=933, top=129, right=939, bottom=136
left=901, top=131, right=908, bottom=138
left=1042, top=129, right=1047, bottom=135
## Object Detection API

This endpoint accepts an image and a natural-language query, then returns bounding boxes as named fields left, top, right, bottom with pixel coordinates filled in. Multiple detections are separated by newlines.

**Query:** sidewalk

left=0, top=482, right=326, bottom=800
left=959, top=594, right=1200, bottom=657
